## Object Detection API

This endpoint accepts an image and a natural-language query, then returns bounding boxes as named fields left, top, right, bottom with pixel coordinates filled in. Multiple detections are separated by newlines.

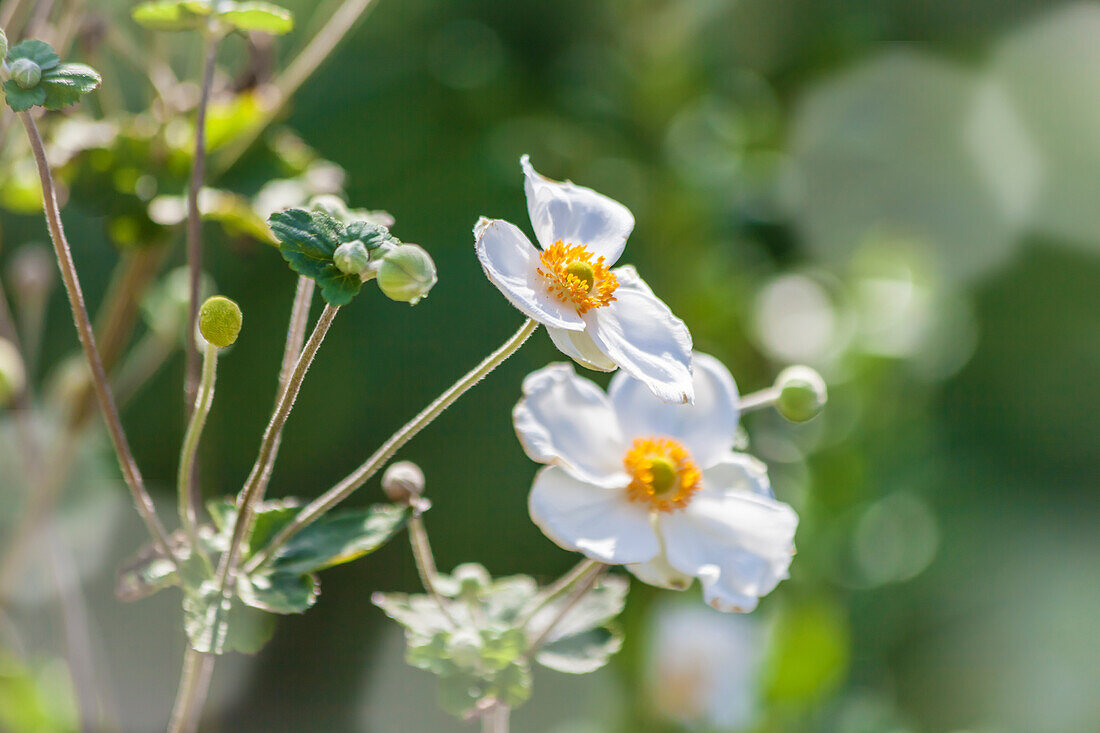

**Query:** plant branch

left=179, top=340, right=219, bottom=565
left=526, top=563, right=607, bottom=654
left=407, top=513, right=456, bottom=628
left=18, top=111, right=179, bottom=568
left=738, top=386, right=779, bottom=413
left=167, top=648, right=214, bottom=733
left=246, top=318, right=538, bottom=573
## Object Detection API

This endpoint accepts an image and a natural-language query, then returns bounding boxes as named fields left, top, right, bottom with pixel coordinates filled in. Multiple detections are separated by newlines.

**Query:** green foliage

left=183, top=581, right=277, bottom=655
left=269, top=208, right=397, bottom=306
left=763, top=599, right=851, bottom=706
left=132, top=0, right=293, bottom=34
left=0, top=653, right=78, bottom=732
left=374, top=564, right=628, bottom=719
left=2, top=40, right=99, bottom=112
left=270, top=504, right=410, bottom=574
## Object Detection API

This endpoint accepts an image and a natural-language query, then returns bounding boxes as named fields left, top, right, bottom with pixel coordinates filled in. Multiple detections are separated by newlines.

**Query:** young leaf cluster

left=373, top=564, right=628, bottom=719
left=2, top=40, right=100, bottom=112
left=117, top=498, right=409, bottom=654
left=132, top=0, right=294, bottom=35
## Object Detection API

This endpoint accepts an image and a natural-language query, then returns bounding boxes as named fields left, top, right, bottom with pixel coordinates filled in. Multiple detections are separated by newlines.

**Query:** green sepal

left=270, top=504, right=410, bottom=575
left=268, top=208, right=364, bottom=306
left=183, top=580, right=276, bottom=655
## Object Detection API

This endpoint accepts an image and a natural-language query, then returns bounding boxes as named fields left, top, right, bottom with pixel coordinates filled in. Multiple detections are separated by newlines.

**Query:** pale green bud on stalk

left=381, top=460, right=425, bottom=505
left=377, top=244, right=437, bottom=305
left=334, top=240, right=371, bottom=276
left=0, top=339, right=25, bottom=407
left=775, top=365, right=827, bottom=423
left=198, top=296, right=242, bottom=348
left=10, top=58, right=41, bottom=89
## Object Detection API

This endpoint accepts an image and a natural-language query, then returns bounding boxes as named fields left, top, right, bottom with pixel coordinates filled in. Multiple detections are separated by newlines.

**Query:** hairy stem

left=278, top=276, right=315, bottom=395
left=167, top=648, right=214, bottom=733
left=18, top=112, right=178, bottom=568
left=408, top=514, right=456, bottom=628
left=246, top=318, right=538, bottom=572
left=178, top=340, right=219, bottom=564
left=519, top=558, right=600, bottom=629
left=526, top=563, right=607, bottom=654
left=185, top=36, right=220, bottom=411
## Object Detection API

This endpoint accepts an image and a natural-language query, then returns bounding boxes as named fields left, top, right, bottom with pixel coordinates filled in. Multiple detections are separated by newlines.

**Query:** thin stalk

left=738, top=386, right=779, bottom=413
left=526, top=563, right=607, bottom=654
left=407, top=514, right=456, bottom=628
left=246, top=318, right=538, bottom=573
left=178, top=341, right=219, bottom=564
left=215, top=0, right=382, bottom=172
left=185, top=36, right=220, bottom=411
left=519, top=558, right=600, bottom=628
left=18, top=112, right=179, bottom=568
left=278, top=276, right=315, bottom=395
left=482, top=704, right=510, bottom=733
left=167, top=648, right=214, bottom=733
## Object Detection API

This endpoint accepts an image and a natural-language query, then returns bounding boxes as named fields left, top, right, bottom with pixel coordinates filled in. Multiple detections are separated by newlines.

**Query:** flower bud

left=381, top=460, right=425, bottom=504
left=199, top=296, right=242, bottom=348
left=376, top=244, right=437, bottom=305
left=0, top=339, right=25, bottom=407
left=10, top=58, right=41, bottom=89
left=775, top=365, right=827, bottom=423
left=333, top=240, right=370, bottom=276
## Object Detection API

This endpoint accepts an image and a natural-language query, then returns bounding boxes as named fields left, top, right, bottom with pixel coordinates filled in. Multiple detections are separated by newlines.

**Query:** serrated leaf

left=372, top=592, right=453, bottom=636
left=237, top=570, right=318, bottom=614
left=221, top=2, right=294, bottom=34
left=271, top=504, right=409, bottom=574
left=528, top=575, right=629, bottom=643
left=40, top=64, right=101, bottom=110
left=536, top=625, right=623, bottom=674
left=183, top=581, right=275, bottom=654
left=131, top=0, right=210, bottom=30
left=3, top=81, right=46, bottom=112
left=483, top=576, right=539, bottom=628
left=268, top=208, right=363, bottom=306
left=6, top=40, right=60, bottom=70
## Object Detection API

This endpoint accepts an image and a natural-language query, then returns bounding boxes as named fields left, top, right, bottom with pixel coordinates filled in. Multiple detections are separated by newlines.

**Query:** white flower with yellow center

left=475, top=155, right=694, bottom=404
left=514, top=353, right=798, bottom=613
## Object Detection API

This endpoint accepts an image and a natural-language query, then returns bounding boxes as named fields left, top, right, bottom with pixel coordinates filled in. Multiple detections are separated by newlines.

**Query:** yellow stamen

left=623, top=437, right=701, bottom=512
left=537, top=241, right=618, bottom=314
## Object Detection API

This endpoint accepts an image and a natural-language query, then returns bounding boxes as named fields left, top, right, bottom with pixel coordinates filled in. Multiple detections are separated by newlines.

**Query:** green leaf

left=536, top=625, right=623, bottom=674
left=3, top=81, right=46, bottom=112
left=487, top=662, right=532, bottom=709
left=40, top=64, right=101, bottom=110
left=478, top=628, right=526, bottom=672
left=527, top=575, right=628, bottom=642
left=183, top=581, right=276, bottom=654
left=5, top=40, right=60, bottom=71
left=372, top=592, right=453, bottom=637
left=115, top=528, right=218, bottom=601
left=268, top=208, right=363, bottom=306
left=436, top=670, right=484, bottom=718
left=271, top=504, right=409, bottom=574
left=237, top=570, right=319, bottom=614
left=131, top=0, right=211, bottom=31
left=221, top=2, right=294, bottom=34
left=0, top=652, right=79, bottom=732
left=204, top=497, right=299, bottom=557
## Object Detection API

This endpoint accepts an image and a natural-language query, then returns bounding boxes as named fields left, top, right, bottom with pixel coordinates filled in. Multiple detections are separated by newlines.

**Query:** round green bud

left=10, top=58, right=41, bottom=89
left=0, top=338, right=25, bottom=407
left=199, top=296, right=242, bottom=348
left=775, top=365, right=827, bottom=423
left=381, top=460, right=425, bottom=504
left=376, top=244, right=437, bottom=305
left=333, top=240, right=371, bottom=276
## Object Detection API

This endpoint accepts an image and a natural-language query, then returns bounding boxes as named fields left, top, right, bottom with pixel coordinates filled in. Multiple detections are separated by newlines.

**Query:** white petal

left=702, top=453, right=775, bottom=499
left=474, top=217, right=584, bottom=331
left=626, top=551, right=693, bottom=591
left=513, top=363, right=629, bottom=487
left=609, top=352, right=740, bottom=468
left=585, top=271, right=694, bottom=405
left=521, top=155, right=634, bottom=263
left=529, top=466, right=660, bottom=564
left=659, top=489, right=798, bottom=613
left=546, top=326, right=618, bottom=372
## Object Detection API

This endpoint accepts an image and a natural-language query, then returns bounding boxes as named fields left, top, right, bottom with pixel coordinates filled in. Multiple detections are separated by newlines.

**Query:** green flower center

left=565, top=261, right=595, bottom=293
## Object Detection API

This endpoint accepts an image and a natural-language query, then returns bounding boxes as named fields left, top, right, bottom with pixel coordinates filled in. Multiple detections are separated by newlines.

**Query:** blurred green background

left=2, top=0, right=1099, bottom=731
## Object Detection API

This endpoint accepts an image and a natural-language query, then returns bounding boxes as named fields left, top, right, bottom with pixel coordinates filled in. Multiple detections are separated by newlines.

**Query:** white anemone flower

left=514, top=353, right=798, bottom=613
left=475, top=155, right=694, bottom=404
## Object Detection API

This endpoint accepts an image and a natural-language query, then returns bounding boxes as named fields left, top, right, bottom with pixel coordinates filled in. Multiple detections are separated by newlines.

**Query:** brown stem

left=18, top=112, right=179, bottom=568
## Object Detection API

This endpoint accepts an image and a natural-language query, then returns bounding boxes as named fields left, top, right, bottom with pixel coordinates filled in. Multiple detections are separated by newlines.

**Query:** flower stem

left=278, top=277, right=315, bottom=394
left=482, top=704, right=510, bottom=733
left=18, top=111, right=179, bottom=569
left=738, top=386, right=779, bottom=413
left=407, top=513, right=456, bottom=628
left=167, top=648, right=214, bottom=733
left=526, top=563, right=607, bottom=654
left=246, top=318, right=538, bottom=573
left=519, top=558, right=600, bottom=628
left=178, top=340, right=219, bottom=566
left=185, top=35, right=220, bottom=411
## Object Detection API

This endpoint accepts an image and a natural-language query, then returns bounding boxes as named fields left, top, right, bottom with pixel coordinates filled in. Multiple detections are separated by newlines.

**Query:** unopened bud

left=199, top=296, right=242, bottom=348
left=333, top=240, right=370, bottom=276
left=382, top=460, right=425, bottom=504
left=0, top=339, right=25, bottom=407
left=377, top=244, right=437, bottom=305
left=775, top=365, right=827, bottom=423
left=10, top=58, right=41, bottom=89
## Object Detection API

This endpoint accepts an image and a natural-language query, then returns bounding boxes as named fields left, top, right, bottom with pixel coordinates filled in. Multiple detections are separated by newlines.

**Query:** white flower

left=475, top=155, right=694, bottom=404
left=514, top=353, right=798, bottom=613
